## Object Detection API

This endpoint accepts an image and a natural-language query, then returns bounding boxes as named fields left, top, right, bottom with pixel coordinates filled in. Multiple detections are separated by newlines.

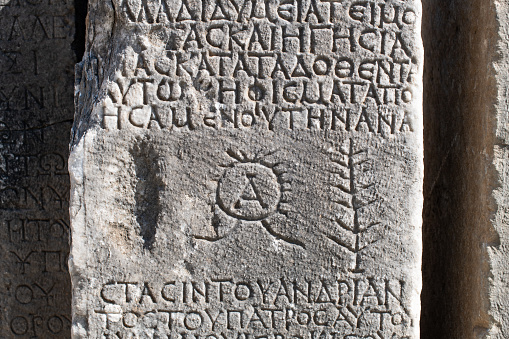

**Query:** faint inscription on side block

left=71, top=0, right=423, bottom=338
left=0, top=0, right=75, bottom=337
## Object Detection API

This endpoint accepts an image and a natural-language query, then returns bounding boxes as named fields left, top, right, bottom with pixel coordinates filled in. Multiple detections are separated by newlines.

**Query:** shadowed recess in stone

left=72, top=0, right=88, bottom=60
left=131, top=140, right=163, bottom=250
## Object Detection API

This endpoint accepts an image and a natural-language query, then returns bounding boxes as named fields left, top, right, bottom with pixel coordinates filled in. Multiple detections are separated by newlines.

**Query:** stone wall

left=0, top=1, right=508, bottom=338
left=0, top=0, right=77, bottom=337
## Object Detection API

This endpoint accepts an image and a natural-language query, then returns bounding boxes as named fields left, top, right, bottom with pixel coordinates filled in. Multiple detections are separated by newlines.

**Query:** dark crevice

left=72, top=0, right=88, bottom=61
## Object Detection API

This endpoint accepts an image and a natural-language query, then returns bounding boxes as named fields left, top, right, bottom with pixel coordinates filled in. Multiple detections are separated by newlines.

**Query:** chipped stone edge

left=488, top=1, right=509, bottom=338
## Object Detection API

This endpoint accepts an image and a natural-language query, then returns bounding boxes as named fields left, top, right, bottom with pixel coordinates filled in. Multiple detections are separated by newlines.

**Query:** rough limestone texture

left=490, top=1, right=509, bottom=337
left=71, top=1, right=423, bottom=338
left=0, top=0, right=75, bottom=337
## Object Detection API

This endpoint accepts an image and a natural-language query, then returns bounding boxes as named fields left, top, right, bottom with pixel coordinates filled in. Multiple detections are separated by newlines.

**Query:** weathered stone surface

left=489, top=1, right=509, bottom=337
left=71, top=1, right=423, bottom=338
left=0, top=0, right=75, bottom=337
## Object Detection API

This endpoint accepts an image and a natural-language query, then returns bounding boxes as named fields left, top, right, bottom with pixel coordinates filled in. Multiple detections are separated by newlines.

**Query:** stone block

left=71, top=1, right=424, bottom=338
left=0, top=0, right=75, bottom=337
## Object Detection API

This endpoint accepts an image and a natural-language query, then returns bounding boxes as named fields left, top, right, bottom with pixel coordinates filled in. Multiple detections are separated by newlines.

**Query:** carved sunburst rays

left=195, top=147, right=305, bottom=248
left=219, top=147, right=292, bottom=216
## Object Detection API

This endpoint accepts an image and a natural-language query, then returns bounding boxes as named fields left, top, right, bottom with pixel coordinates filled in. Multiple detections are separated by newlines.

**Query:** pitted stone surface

left=489, top=1, right=509, bottom=337
left=0, top=0, right=75, bottom=337
left=71, top=1, right=423, bottom=338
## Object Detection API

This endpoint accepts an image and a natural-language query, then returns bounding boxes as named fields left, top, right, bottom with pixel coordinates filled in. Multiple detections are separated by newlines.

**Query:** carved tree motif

left=327, top=138, right=385, bottom=273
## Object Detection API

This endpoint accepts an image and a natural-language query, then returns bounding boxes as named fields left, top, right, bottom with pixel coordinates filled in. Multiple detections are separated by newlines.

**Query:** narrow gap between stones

left=72, top=0, right=88, bottom=61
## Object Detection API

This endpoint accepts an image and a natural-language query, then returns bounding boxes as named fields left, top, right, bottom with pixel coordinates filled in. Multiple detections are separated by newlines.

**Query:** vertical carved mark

left=131, top=142, right=163, bottom=250
left=327, top=138, right=384, bottom=273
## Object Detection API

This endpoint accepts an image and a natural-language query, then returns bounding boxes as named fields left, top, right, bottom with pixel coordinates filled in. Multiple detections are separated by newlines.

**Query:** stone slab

left=0, top=0, right=75, bottom=337
left=71, top=1, right=424, bottom=338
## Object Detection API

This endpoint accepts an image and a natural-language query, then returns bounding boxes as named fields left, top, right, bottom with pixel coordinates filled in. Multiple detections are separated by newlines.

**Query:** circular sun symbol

left=207, top=148, right=304, bottom=248
left=217, top=160, right=281, bottom=221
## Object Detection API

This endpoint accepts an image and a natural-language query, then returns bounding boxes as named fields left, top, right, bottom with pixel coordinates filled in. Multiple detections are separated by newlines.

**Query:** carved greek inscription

left=93, top=277, right=412, bottom=338
left=0, top=0, right=74, bottom=336
left=75, top=0, right=421, bottom=338
left=9, top=314, right=71, bottom=337
left=0, top=15, right=72, bottom=41
left=101, top=0, right=418, bottom=137
left=6, top=218, right=69, bottom=244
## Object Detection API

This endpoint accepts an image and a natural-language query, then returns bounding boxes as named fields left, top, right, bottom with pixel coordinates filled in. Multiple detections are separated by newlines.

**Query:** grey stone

left=0, top=0, right=75, bottom=337
left=489, top=1, right=509, bottom=337
left=71, top=1, right=423, bottom=338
